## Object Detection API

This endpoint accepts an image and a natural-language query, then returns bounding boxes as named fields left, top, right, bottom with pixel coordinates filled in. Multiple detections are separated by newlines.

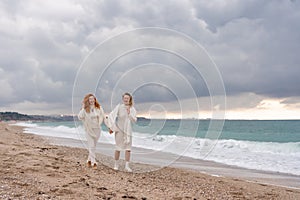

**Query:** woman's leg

left=125, top=150, right=131, bottom=162
left=114, top=150, right=120, bottom=160
left=86, top=133, right=94, bottom=166
left=125, top=150, right=132, bottom=172
left=90, top=138, right=96, bottom=165
left=91, top=132, right=101, bottom=168
left=114, top=150, right=120, bottom=170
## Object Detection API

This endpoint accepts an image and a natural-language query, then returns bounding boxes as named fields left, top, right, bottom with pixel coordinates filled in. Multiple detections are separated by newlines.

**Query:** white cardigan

left=107, top=104, right=137, bottom=144
left=78, top=107, right=105, bottom=137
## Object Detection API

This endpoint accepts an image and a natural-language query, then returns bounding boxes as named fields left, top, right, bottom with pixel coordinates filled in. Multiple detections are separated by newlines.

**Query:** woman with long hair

left=107, top=92, right=137, bottom=172
left=78, top=93, right=106, bottom=169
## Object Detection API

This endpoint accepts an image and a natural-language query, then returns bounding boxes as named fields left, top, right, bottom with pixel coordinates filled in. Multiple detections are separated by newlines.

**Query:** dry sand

left=1, top=122, right=300, bottom=199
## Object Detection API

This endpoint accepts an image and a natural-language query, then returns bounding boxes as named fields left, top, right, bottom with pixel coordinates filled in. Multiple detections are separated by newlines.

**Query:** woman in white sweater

left=78, top=93, right=106, bottom=169
left=107, top=92, right=137, bottom=172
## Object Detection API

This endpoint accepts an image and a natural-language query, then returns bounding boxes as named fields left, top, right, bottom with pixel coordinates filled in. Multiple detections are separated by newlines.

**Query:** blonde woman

left=107, top=92, right=137, bottom=172
left=78, top=94, right=106, bottom=169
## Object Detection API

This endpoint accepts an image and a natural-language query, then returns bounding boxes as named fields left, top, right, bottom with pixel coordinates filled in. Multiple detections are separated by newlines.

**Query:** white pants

left=86, top=129, right=100, bottom=165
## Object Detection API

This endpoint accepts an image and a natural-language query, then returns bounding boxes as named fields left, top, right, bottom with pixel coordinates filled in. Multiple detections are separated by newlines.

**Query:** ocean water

left=16, top=119, right=300, bottom=176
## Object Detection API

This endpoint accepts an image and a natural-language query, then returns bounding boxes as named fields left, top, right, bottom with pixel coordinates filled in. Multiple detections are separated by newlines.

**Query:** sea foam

left=16, top=122, right=300, bottom=176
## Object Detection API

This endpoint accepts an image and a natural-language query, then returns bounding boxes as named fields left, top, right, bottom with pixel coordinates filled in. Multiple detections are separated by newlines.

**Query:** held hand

left=108, top=128, right=113, bottom=134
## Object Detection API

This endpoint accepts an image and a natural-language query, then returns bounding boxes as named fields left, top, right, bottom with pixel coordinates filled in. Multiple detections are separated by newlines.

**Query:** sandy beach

left=1, top=122, right=300, bottom=199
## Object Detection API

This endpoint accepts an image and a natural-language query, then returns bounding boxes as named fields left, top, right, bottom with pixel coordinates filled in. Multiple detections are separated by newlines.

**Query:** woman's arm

left=98, top=107, right=105, bottom=125
left=78, top=108, right=85, bottom=120
left=129, top=107, right=137, bottom=123
left=107, top=104, right=120, bottom=131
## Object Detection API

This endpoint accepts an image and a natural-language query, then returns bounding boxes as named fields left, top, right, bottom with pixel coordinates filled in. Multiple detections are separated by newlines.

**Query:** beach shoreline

left=46, top=134, right=300, bottom=189
left=1, top=122, right=300, bottom=199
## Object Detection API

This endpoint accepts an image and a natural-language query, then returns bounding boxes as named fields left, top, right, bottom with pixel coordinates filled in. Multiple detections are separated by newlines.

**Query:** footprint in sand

left=57, top=188, right=73, bottom=195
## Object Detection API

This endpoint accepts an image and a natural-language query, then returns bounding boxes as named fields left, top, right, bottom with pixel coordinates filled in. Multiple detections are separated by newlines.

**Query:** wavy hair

left=122, top=92, right=133, bottom=107
left=82, top=93, right=100, bottom=113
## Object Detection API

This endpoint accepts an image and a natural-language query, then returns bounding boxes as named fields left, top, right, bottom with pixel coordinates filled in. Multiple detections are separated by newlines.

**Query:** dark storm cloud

left=191, top=0, right=300, bottom=98
left=0, top=0, right=299, bottom=114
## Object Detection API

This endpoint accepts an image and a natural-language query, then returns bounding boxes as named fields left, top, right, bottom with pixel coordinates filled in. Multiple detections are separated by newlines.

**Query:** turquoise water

left=36, top=119, right=300, bottom=143
left=135, top=119, right=300, bottom=143
left=23, top=119, right=300, bottom=175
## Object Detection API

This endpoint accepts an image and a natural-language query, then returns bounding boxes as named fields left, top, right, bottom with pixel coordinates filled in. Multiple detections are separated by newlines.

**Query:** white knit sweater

left=78, top=107, right=105, bottom=137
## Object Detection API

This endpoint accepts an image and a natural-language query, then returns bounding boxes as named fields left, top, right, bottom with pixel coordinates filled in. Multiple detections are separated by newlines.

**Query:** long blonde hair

left=82, top=93, right=100, bottom=113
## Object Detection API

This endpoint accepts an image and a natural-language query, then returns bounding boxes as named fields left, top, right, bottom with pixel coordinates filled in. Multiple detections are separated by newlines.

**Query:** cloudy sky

left=0, top=0, right=300, bottom=119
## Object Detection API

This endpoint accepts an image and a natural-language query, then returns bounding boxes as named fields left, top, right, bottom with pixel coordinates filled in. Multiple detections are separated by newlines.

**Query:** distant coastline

left=0, top=111, right=74, bottom=122
left=0, top=112, right=151, bottom=122
left=0, top=111, right=299, bottom=122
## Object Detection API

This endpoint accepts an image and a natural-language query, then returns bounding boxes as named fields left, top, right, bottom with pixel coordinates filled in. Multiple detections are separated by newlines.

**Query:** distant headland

left=0, top=112, right=75, bottom=122
left=0, top=112, right=151, bottom=122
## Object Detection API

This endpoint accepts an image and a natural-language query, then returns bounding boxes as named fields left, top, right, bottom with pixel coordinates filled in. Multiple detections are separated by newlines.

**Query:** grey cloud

left=191, top=1, right=297, bottom=32
left=197, top=1, right=300, bottom=98
left=74, top=33, right=213, bottom=108
left=0, top=0, right=299, bottom=115
left=282, top=97, right=300, bottom=105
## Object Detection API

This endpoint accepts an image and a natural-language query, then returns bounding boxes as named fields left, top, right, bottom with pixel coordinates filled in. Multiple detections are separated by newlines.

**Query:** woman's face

left=123, top=95, right=130, bottom=105
left=88, top=96, right=95, bottom=105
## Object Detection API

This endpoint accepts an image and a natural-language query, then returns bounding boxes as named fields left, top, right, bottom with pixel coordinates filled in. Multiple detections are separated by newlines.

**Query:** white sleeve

left=129, top=107, right=137, bottom=123
left=78, top=109, right=85, bottom=120
left=98, top=107, right=105, bottom=125
left=107, top=104, right=120, bottom=130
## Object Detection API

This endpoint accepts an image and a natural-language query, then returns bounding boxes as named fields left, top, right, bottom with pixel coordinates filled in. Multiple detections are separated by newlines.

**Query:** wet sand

left=49, top=135, right=300, bottom=189
left=1, top=122, right=300, bottom=199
